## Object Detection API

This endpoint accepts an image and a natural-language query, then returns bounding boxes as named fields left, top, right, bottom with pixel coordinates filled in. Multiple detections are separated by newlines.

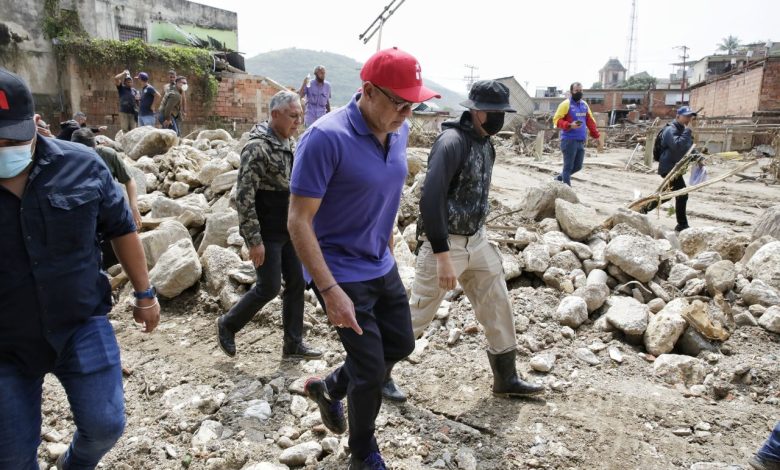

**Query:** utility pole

left=358, top=0, right=406, bottom=51
left=676, top=45, right=690, bottom=104
left=464, top=64, right=479, bottom=92
left=625, top=0, right=638, bottom=76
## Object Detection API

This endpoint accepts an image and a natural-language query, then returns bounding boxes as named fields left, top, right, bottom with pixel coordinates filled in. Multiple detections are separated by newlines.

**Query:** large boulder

left=741, top=235, right=776, bottom=265
left=139, top=220, right=191, bottom=268
left=643, top=298, right=688, bottom=356
left=555, top=200, right=600, bottom=241
left=210, top=170, right=239, bottom=194
left=126, top=128, right=178, bottom=160
left=149, top=239, right=202, bottom=298
left=609, top=208, right=655, bottom=237
left=515, top=181, right=579, bottom=221
left=197, top=129, right=233, bottom=142
left=678, top=227, right=750, bottom=262
left=605, top=235, right=660, bottom=283
left=523, top=243, right=550, bottom=273
left=278, top=441, right=322, bottom=467
left=555, top=296, right=589, bottom=328
left=150, top=193, right=208, bottom=224
left=667, top=264, right=700, bottom=288
left=746, top=241, right=780, bottom=291
left=549, top=250, right=582, bottom=272
left=758, top=306, right=780, bottom=333
left=197, top=158, right=234, bottom=186
left=752, top=205, right=780, bottom=240
left=200, top=245, right=244, bottom=296
left=740, top=279, right=780, bottom=307
left=198, top=209, right=239, bottom=255
left=605, top=296, right=650, bottom=336
left=705, top=260, right=736, bottom=295
left=653, top=354, right=707, bottom=386
left=572, top=283, right=610, bottom=313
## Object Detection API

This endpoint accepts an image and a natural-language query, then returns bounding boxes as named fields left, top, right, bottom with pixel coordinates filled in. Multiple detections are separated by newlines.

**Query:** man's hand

left=249, top=243, right=265, bottom=268
left=569, top=121, right=582, bottom=129
left=435, top=252, right=457, bottom=290
left=322, top=286, right=362, bottom=335
left=132, top=208, right=143, bottom=232
left=98, top=125, right=108, bottom=132
left=163, top=119, right=170, bottom=127
left=133, top=297, right=160, bottom=333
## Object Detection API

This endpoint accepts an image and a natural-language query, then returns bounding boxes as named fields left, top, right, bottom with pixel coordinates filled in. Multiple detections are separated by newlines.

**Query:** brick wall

left=60, top=59, right=286, bottom=138
left=584, top=89, right=677, bottom=119
left=689, top=64, right=764, bottom=117
left=759, top=58, right=780, bottom=111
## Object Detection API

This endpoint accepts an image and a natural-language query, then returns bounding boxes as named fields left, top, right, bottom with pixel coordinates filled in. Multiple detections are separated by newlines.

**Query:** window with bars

left=118, top=25, right=146, bottom=42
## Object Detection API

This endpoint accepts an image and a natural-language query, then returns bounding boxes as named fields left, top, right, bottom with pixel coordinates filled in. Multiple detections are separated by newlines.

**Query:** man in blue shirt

left=135, top=72, right=160, bottom=127
left=0, top=68, right=160, bottom=470
left=289, top=48, right=439, bottom=470
left=298, top=65, right=332, bottom=127
left=113, top=69, right=139, bottom=132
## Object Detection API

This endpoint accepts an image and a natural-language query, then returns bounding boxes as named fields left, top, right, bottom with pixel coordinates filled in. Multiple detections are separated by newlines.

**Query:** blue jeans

left=138, top=114, right=156, bottom=127
left=0, top=316, right=125, bottom=470
left=556, top=139, right=585, bottom=186
left=758, top=421, right=780, bottom=462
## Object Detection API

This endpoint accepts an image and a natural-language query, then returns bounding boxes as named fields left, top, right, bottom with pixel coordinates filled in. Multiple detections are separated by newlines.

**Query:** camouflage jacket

left=418, top=111, right=495, bottom=253
left=236, top=122, right=295, bottom=246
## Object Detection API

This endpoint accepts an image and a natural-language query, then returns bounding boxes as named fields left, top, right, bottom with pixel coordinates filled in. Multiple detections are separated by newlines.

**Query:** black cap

left=0, top=68, right=36, bottom=141
left=460, top=80, right=516, bottom=113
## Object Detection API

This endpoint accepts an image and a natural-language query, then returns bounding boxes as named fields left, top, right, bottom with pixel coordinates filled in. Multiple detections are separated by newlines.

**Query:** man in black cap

left=0, top=67, right=159, bottom=469
left=383, top=80, right=544, bottom=401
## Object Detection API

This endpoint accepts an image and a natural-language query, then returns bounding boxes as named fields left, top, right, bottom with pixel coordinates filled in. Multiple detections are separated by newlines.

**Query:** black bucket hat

left=460, top=80, right=516, bottom=113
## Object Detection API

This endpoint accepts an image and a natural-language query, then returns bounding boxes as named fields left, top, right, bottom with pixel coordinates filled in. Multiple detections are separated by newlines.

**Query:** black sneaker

left=750, top=454, right=780, bottom=470
left=349, top=451, right=387, bottom=470
left=283, top=342, right=322, bottom=358
left=304, top=377, right=346, bottom=434
left=381, top=377, right=407, bottom=402
left=674, top=224, right=690, bottom=233
left=216, top=316, right=236, bottom=357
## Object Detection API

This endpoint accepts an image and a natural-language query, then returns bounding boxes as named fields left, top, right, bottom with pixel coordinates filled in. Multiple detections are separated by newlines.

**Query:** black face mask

left=572, top=92, right=583, bottom=102
left=480, top=112, right=505, bottom=136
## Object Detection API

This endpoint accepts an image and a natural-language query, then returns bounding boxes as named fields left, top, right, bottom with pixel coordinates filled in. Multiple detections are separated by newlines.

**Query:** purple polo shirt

left=291, top=93, right=408, bottom=284
left=303, top=80, right=331, bottom=126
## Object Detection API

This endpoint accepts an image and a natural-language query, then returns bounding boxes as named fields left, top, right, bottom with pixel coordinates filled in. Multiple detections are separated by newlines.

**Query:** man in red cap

left=288, top=47, right=439, bottom=470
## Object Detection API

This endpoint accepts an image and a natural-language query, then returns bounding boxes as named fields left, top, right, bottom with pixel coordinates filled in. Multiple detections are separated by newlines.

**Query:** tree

left=591, top=82, right=603, bottom=89
left=718, top=35, right=741, bottom=55
left=618, top=75, right=656, bottom=90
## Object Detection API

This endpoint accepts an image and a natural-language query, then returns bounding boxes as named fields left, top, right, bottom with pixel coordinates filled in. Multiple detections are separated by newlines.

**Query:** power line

left=463, top=64, right=479, bottom=92
left=675, top=45, right=690, bottom=103
left=358, top=0, right=406, bottom=52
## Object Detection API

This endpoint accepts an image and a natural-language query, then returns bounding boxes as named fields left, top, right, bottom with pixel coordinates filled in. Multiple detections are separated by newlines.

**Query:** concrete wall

left=689, top=65, right=763, bottom=117
left=758, top=59, right=780, bottom=111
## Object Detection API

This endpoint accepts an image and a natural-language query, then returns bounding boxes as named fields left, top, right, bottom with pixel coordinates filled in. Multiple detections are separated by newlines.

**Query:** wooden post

left=644, top=127, right=656, bottom=167
left=534, top=131, right=545, bottom=161
left=598, top=132, right=605, bottom=153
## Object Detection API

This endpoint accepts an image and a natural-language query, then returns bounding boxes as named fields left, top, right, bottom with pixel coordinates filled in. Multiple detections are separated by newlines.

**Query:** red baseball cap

left=360, top=47, right=440, bottom=103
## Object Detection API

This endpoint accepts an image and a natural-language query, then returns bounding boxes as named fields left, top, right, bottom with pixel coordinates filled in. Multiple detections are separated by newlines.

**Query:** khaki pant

left=118, top=112, right=136, bottom=132
left=409, top=231, right=517, bottom=354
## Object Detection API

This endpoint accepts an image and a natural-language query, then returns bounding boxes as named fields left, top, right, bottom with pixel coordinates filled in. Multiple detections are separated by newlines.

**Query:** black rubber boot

left=381, top=362, right=407, bottom=402
left=487, top=350, right=544, bottom=397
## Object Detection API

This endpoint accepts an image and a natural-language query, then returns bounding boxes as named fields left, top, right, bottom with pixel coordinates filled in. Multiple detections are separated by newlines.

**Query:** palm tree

left=718, top=35, right=741, bottom=55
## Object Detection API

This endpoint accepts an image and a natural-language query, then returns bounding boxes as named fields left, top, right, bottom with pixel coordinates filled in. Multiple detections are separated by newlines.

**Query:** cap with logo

left=677, top=106, right=697, bottom=116
left=460, top=80, right=516, bottom=113
left=135, top=72, right=149, bottom=81
left=360, top=47, right=440, bottom=103
left=0, top=68, right=36, bottom=141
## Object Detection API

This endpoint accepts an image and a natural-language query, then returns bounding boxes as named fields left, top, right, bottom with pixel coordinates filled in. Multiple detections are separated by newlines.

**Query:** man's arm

left=124, top=178, right=142, bottom=231
left=662, top=124, right=693, bottom=154
left=298, top=77, right=309, bottom=98
left=152, top=89, right=162, bottom=112
left=288, top=195, right=362, bottom=334
left=113, top=70, right=128, bottom=86
left=553, top=100, right=576, bottom=130
left=584, top=104, right=600, bottom=139
left=111, top=233, right=160, bottom=332
left=236, top=142, right=267, bottom=267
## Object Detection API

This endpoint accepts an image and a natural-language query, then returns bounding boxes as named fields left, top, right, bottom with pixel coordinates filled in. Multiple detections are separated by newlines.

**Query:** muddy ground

left=38, top=146, right=780, bottom=470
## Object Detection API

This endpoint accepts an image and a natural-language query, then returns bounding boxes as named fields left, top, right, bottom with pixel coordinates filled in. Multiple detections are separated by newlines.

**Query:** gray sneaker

left=750, top=454, right=780, bottom=470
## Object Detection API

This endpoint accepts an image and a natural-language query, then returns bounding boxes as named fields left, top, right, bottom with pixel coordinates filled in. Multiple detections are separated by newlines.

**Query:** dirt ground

left=38, top=146, right=780, bottom=470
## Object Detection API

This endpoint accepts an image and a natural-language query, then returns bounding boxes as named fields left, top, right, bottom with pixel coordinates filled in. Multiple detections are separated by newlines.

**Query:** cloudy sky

left=196, top=0, right=778, bottom=95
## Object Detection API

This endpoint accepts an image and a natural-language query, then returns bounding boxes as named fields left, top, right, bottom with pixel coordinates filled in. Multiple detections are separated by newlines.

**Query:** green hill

left=245, top=47, right=465, bottom=111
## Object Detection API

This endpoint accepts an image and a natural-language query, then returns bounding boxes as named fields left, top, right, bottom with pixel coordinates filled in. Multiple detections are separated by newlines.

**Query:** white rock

left=542, top=231, right=571, bottom=256
left=192, top=420, right=223, bottom=447
left=290, top=395, right=308, bottom=418
left=244, top=463, right=289, bottom=470
left=46, top=442, right=68, bottom=459
left=200, top=245, right=244, bottom=296
left=530, top=354, right=556, bottom=373
left=555, top=199, right=600, bottom=241
left=278, top=442, right=322, bottom=466
left=229, top=262, right=257, bottom=285
left=678, top=227, right=749, bottom=262
left=514, top=227, right=538, bottom=247
left=198, top=209, right=239, bottom=255
left=653, top=354, right=707, bottom=386
left=210, top=170, right=238, bottom=194
left=523, top=243, right=550, bottom=273
left=197, top=129, right=233, bottom=142
left=758, top=306, right=780, bottom=333
left=605, top=235, right=660, bottom=283
left=168, top=181, right=189, bottom=198
left=608, top=346, right=623, bottom=363
left=746, top=241, right=780, bottom=291
left=125, top=128, right=178, bottom=160
left=139, top=219, right=191, bottom=268
left=575, top=347, right=600, bottom=366
left=516, top=181, right=579, bottom=221
left=555, top=296, right=589, bottom=328
left=197, top=158, right=234, bottom=186
left=572, top=284, right=609, bottom=313
left=565, top=241, right=593, bottom=260
left=244, top=400, right=272, bottom=422
left=320, top=436, right=339, bottom=454
left=705, top=260, right=736, bottom=295
left=605, top=296, right=650, bottom=336
left=643, top=298, right=689, bottom=356
left=149, top=238, right=202, bottom=298
left=688, top=251, right=722, bottom=271
left=456, top=447, right=478, bottom=470
left=667, top=264, right=700, bottom=288
left=741, top=279, right=780, bottom=307
left=402, top=223, right=418, bottom=253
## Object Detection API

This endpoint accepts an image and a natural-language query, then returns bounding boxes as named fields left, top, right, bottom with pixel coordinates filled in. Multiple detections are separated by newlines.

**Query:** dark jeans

left=647, top=174, right=689, bottom=228
left=556, top=139, right=585, bottom=186
left=221, top=238, right=305, bottom=347
left=758, top=421, right=780, bottom=462
left=312, top=264, right=415, bottom=460
left=0, top=316, right=125, bottom=470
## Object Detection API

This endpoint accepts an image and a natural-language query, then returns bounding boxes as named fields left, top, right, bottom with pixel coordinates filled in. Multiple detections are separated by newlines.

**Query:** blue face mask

left=0, top=142, right=34, bottom=178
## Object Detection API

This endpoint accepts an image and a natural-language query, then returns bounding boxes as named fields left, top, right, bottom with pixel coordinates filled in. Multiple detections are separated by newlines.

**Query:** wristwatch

left=133, top=285, right=157, bottom=300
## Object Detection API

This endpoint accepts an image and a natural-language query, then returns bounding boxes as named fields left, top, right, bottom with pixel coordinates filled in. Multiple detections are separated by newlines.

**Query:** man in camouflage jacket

left=384, top=81, right=544, bottom=401
left=216, top=90, right=321, bottom=359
